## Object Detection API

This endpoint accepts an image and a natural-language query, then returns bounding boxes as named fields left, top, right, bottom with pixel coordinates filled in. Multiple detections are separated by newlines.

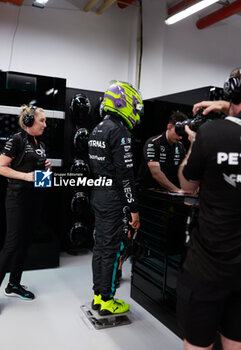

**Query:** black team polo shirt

left=183, top=118, right=241, bottom=288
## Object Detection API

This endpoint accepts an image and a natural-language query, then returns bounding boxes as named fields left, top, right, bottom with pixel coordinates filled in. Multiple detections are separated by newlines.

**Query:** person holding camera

left=0, top=105, right=51, bottom=301
left=177, top=71, right=241, bottom=350
left=192, top=68, right=241, bottom=118
left=88, top=81, right=143, bottom=315
left=141, top=111, right=188, bottom=192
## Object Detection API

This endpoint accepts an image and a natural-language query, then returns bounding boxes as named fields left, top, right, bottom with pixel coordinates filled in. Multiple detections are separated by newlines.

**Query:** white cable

left=8, top=7, right=21, bottom=71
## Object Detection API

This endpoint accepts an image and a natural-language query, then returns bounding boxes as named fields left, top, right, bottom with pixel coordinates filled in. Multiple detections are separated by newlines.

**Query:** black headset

left=223, top=76, right=241, bottom=104
left=23, top=105, right=37, bottom=127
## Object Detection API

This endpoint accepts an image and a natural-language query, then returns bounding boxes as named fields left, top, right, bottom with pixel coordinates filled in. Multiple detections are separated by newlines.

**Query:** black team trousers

left=91, top=187, right=124, bottom=301
left=0, top=187, right=42, bottom=286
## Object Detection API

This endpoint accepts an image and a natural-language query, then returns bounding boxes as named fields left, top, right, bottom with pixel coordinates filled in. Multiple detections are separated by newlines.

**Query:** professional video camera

left=175, top=108, right=221, bottom=136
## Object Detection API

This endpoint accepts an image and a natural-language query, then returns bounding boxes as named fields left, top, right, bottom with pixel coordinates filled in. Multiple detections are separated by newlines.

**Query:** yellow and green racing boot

left=92, top=294, right=126, bottom=311
left=99, top=298, right=130, bottom=316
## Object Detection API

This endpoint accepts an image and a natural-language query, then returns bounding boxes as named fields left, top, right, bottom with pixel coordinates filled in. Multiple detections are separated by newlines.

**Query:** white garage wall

left=1, top=1, right=241, bottom=99
left=141, top=0, right=241, bottom=99
left=0, top=2, right=139, bottom=91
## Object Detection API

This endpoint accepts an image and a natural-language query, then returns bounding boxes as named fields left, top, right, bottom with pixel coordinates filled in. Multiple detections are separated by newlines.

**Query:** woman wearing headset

left=0, top=105, right=51, bottom=301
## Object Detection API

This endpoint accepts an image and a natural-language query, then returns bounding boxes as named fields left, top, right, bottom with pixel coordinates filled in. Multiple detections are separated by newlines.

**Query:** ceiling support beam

left=196, top=0, right=241, bottom=29
left=117, top=0, right=139, bottom=9
left=96, top=0, right=116, bottom=14
left=83, top=0, right=100, bottom=12
left=0, top=0, right=24, bottom=4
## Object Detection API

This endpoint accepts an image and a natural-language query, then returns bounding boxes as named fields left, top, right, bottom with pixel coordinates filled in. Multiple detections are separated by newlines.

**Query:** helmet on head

left=103, top=81, right=144, bottom=130
left=70, top=93, right=91, bottom=124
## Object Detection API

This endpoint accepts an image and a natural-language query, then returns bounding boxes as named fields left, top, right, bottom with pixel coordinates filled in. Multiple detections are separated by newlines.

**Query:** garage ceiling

left=1, top=0, right=241, bottom=28
left=13, top=0, right=140, bottom=12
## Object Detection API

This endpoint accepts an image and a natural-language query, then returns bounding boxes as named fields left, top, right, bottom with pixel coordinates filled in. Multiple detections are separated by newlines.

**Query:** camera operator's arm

left=148, top=161, right=183, bottom=193
left=193, top=100, right=230, bottom=116
left=178, top=126, right=200, bottom=192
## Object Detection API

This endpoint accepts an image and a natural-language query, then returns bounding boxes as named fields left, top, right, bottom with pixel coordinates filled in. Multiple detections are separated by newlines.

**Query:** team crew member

left=88, top=81, right=144, bottom=315
left=177, top=72, right=241, bottom=350
left=192, top=68, right=241, bottom=117
left=0, top=105, right=51, bottom=301
left=142, top=112, right=187, bottom=192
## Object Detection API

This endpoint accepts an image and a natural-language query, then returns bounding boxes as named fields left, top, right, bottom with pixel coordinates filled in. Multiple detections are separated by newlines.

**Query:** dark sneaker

left=99, top=299, right=129, bottom=316
left=5, top=284, right=35, bottom=300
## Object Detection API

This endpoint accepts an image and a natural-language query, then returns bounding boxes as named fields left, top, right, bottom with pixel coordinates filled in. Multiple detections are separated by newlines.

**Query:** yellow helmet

left=103, top=81, right=144, bottom=130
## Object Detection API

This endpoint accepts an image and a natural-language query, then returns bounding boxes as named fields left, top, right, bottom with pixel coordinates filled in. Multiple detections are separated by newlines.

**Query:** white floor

left=0, top=251, right=183, bottom=350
